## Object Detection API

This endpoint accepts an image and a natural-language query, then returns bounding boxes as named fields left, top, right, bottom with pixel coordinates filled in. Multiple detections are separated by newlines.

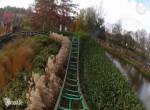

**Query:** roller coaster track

left=54, top=37, right=89, bottom=110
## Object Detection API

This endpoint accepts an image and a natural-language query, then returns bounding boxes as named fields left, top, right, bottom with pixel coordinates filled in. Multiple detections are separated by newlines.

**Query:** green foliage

left=21, top=18, right=32, bottom=31
left=30, top=35, right=60, bottom=73
left=80, top=37, right=144, bottom=110
left=74, top=31, right=90, bottom=40
left=73, top=7, right=105, bottom=36
left=0, top=71, right=30, bottom=109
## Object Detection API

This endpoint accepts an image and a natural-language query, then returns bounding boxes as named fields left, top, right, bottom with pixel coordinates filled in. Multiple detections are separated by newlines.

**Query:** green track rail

left=54, top=37, right=89, bottom=110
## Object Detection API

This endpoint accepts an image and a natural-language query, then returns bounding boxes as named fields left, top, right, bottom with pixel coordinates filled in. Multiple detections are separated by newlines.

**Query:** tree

left=135, top=29, right=147, bottom=50
left=146, top=34, right=150, bottom=58
left=112, top=20, right=122, bottom=34
left=72, top=6, right=105, bottom=39
left=0, top=6, right=25, bottom=33
left=85, top=7, right=97, bottom=33
left=71, top=9, right=86, bottom=32
left=0, top=8, right=4, bottom=22
left=123, top=32, right=136, bottom=50
left=28, top=0, right=77, bottom=31
left=59, top=0, right=77, bottom=31
left=3, top=12, right=14, bottom=32
left=84, top=7, right=105, bottom=38
left=133, top=29, right=147, bottom=58
left=21, top=15, right=32, bottom=31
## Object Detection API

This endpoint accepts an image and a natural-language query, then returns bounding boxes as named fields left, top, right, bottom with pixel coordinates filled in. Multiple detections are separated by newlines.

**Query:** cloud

left=0, top=0, right=34, bottom=9
left=74, top=0, right=150, bottom=33
left=1, top=0, right=150, bottom=33
left=101, top=0, right=150, bottom=33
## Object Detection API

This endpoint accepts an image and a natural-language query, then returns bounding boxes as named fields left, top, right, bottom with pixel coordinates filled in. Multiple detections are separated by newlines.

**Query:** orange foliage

left=0, top=38, right=35, bottom=89
left=71, top=19, right=87, bottom=32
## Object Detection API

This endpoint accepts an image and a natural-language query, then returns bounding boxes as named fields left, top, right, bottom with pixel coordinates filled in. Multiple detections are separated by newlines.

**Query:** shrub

left=0, top=38, right=35, bottom=89
left=74, top=31, right=90, bottom=40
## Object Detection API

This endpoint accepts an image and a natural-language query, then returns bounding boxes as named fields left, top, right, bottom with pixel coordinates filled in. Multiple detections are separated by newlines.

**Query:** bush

left=0, top=38, right=35, bottom=89
left=74, top=31, right=90, bottom=40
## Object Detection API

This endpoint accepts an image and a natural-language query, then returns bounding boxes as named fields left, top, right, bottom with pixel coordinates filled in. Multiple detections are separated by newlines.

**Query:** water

left=106, top=52, right=150, bottom=110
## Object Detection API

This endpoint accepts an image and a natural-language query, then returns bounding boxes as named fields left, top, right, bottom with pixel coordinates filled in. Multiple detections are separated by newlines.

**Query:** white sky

left=0, top=0, right=150, bottom=33
left=74, top=0, right=150, bottom=33
left=0, top=0, right=34, bottom=9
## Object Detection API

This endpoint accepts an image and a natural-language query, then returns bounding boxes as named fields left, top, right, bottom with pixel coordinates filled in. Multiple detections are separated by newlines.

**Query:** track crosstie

left=54, top=37, right=89, bottom=110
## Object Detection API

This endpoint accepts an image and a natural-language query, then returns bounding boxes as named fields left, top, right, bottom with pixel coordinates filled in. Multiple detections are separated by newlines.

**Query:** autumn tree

left=28, top=0, right=77, bottom=31
left=71, top=9, right=86, bottom=32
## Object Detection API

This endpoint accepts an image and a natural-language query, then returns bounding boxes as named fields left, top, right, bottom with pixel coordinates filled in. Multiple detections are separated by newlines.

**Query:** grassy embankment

left=0, top=35, right=60, bottom=109
left=80, top=37, right=144, bottom=110
left=100, top=41, right=150, bottom=77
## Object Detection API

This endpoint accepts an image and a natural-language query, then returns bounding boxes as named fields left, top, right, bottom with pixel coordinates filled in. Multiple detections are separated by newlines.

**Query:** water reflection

left=105, top=52, right=150, bottom=110
left=140, top=80, right=150, bottom=109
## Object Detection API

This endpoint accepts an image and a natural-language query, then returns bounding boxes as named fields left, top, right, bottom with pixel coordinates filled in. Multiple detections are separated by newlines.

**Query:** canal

left=106, top=52, right=150, bottom=110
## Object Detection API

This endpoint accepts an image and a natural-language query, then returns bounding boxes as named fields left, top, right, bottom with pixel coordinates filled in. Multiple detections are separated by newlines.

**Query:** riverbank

left=80, top=37, right=144, bottom=110
left=100, top=40, right=150, bottom=78
left=106, top=51, right=150, bottom=110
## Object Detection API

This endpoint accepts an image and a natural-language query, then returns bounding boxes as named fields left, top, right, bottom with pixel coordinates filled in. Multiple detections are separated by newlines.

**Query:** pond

left=106, top=52, right=150, bottom=110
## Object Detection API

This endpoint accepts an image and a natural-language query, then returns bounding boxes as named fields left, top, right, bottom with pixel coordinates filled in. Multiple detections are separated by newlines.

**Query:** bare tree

left=112, top=20, right=122, bottom=34
left=84, top=7, right=105, bottom=35
left=145, top=34, right=150, bottom=58
left=135, top=29, right=147, bottom=50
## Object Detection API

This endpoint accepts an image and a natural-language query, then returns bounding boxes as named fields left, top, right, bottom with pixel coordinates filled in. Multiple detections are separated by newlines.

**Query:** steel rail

left=54, top=37, right=89, bottom=110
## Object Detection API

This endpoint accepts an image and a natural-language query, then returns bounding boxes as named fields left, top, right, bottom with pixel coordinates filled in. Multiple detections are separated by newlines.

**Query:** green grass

left=0, top=35, right=60, bottom=109
left=80, top=37, right=145, bottom=110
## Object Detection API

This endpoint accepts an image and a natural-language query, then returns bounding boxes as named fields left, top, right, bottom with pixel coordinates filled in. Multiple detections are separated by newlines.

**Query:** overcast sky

left=0, top=0, right=150, bottom=33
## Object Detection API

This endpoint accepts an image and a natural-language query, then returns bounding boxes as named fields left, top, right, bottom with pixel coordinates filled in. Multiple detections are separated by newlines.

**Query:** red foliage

left=27, top=0, right=77, bottom=31
left=3, top=12, right=14, bottom=24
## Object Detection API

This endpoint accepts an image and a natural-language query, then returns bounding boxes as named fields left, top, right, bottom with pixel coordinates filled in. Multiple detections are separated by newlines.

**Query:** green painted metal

left=54, top=37, right=89, bottom=110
